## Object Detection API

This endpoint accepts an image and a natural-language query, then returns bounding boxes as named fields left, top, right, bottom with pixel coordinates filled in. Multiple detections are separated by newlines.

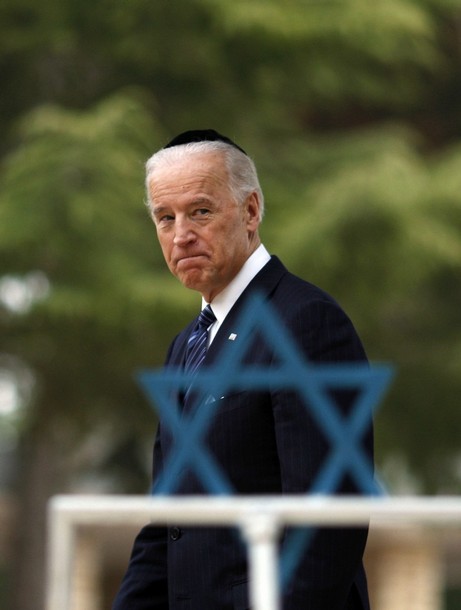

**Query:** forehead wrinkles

left=149, top=164, right=233, bottom=205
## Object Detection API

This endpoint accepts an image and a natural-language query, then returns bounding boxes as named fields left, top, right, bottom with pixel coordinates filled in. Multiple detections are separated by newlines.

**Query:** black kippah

left=163, top=129, right=247, bottom=155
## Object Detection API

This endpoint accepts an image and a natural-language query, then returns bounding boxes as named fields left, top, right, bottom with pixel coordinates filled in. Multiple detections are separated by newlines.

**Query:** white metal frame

left=46, top=495, right=461, bottom=610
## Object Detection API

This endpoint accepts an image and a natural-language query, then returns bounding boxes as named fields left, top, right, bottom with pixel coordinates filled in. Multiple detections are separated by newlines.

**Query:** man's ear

left=245, top=191, right=261, bottom=230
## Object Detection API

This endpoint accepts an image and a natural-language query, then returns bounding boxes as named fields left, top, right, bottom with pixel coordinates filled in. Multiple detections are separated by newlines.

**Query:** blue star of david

left=137, top=292, right=393, bottom=588
left=138, top=367, right=234, bottom=494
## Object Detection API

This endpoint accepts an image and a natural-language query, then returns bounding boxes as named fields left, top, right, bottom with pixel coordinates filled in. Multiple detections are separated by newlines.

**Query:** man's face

left=149, top=151, right=261, bottom=302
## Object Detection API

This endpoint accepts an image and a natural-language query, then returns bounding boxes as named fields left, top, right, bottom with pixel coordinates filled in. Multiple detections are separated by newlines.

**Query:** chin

left=178, top=274, right=205, bottom=292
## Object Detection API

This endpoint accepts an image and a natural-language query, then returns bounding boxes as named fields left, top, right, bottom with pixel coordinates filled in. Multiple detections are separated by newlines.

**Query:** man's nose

left=173, top=217, right=196, bottom=245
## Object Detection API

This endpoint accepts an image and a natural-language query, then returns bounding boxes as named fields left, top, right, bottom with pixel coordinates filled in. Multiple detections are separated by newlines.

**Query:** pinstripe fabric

left=113, top=257, right=372, bottom=610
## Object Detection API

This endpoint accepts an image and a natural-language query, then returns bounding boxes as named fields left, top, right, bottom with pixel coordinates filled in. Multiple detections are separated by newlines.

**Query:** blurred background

left=1, top=1, right=461, bottom=609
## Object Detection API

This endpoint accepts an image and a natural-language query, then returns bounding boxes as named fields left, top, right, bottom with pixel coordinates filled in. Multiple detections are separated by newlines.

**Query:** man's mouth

left=176, top=254, right=207, bottom=267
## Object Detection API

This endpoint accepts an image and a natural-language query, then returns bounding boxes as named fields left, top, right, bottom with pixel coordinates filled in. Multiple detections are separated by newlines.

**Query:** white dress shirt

left=201, top=244, right=271, bottom=345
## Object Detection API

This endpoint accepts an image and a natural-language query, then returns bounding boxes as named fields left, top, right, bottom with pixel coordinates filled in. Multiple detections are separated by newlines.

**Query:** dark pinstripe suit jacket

left=113, top=256, right=372, bottom=610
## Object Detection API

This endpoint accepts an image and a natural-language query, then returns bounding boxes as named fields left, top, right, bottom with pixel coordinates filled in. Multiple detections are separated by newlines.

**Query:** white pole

left=45, top=495, right=461, bottom=610
left=241, top=512, right=281, bottom=610
left=47, top=495, right=461, bottom=529
left=46, top=503, right=74, bottom=610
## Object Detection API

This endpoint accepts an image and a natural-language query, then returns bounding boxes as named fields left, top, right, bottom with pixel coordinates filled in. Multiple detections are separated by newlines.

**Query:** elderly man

left=113, top=130, right=372, bottom=610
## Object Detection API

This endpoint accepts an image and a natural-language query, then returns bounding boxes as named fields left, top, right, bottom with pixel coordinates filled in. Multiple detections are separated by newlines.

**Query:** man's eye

left=195, top=208, right=210, bottom=217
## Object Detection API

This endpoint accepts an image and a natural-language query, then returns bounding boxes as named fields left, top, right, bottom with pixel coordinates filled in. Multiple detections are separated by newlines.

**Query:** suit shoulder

left=276, top=268, right=341, bottom=309
left=257, top=256, right=339, bottom=307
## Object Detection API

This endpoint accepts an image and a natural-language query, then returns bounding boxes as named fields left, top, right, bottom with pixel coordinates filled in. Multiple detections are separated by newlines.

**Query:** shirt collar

left=202, top=244, right=271, bottom=327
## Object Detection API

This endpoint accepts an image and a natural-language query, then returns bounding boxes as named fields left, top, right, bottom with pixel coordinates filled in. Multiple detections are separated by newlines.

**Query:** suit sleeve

left=112, top=336, right=185, bottom=610
left=271, top=298, right=371, bottom=610
left=112, top=431, right=169, bottom=610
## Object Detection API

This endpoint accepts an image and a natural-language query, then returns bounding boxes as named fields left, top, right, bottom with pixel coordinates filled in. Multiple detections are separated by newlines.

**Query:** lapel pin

left=228, top=333, right=237, bottom=341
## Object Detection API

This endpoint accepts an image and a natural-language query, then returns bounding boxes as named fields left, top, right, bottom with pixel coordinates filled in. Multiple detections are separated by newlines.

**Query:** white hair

left=145, top=140, right=265, bottom=220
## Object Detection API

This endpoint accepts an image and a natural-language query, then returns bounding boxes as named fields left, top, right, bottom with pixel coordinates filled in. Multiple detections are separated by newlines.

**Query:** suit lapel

left=162, top=256, right=287, bottom=429
left=204, top=256, right=286, bottom=366
left=165, top=256, right=287, bottom=370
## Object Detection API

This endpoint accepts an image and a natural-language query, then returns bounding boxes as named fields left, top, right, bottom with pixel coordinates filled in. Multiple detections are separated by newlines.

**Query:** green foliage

left=203, top=0, right=446, bottom=114
left=0, top=93, right=196, bottom=492
left=1, top=0, right=461, bottom=496
left=3, top=3, right=461, bottom=608
left=261, top=123, right=461, bottom=491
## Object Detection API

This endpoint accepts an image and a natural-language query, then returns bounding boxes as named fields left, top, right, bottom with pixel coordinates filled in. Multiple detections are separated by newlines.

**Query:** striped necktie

left=184, top=304, right=216, bottom=377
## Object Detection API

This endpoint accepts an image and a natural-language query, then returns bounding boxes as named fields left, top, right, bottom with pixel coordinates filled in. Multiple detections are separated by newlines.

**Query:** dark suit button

left=170, top=527, right=181, bottom=541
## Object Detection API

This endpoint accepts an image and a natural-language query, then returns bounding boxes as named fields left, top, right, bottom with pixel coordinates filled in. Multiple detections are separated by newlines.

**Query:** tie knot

left=197, top=304, right=216, bottom=330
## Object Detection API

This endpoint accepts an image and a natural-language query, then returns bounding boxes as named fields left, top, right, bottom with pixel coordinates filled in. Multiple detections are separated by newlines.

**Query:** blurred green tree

left=1, top=0, right=460, bottom=144
left=263, top=125, right=461, bottom=493
left=1, top=0, right=461, bottom=607
left=0, top=92, right=196, bottom=610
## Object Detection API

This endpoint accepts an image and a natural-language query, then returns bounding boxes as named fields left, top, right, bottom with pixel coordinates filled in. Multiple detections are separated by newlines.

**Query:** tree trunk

left=10, top=428, right=61, bottom=610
